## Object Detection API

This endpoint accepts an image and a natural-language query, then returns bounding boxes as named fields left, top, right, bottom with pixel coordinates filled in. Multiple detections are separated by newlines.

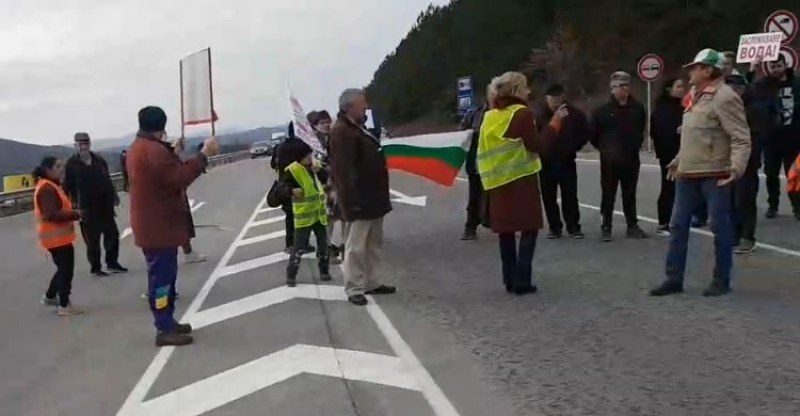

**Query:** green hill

left=366, top=0, right=795, bottom=125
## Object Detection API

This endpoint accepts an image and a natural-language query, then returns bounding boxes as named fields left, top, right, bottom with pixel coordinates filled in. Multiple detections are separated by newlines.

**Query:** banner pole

left=179, top=59, right=185, bottom=140
left=207, top=47, right=216, bottom=136
left=646, top=81, right=652, bottom=153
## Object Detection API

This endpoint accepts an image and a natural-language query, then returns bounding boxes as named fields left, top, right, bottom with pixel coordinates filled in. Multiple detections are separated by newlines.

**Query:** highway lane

left=2, top=156, right=799, bottom=416
left=0, top=159, right=511, bottom=416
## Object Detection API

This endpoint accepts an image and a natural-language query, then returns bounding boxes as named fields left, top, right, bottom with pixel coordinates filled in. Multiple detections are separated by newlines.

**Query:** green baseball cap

left=684, top=48, right=726, bottom=70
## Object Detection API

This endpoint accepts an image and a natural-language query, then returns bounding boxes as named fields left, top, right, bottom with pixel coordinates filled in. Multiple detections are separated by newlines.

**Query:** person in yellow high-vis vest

left=478, top=72, right=566, bottom=295
left=32, top=156, right=84, bottom=316
left=282, top=141, right=331, bottom=287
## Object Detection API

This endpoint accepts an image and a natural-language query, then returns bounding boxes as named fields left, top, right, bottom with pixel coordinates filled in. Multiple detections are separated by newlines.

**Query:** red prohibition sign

left=764, top=10, right=798, bottom=45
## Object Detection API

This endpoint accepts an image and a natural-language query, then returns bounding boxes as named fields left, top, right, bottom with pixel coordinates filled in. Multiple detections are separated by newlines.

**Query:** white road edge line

left=121, top=200, right=205, bottom=240
left=455, top=175, right=800, bottom=258
left=116, top=195, right=267, bottom=416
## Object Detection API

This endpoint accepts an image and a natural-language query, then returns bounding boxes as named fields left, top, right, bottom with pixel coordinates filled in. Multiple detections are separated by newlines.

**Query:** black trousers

left=80, top=218, right=119, bottom=272
left=764, top=146, right=800, bottom=212
left=600, top=161, right=640, bottom=229
left=734, top=164, right=760, bottom=243
left=287, top=221, right=329, bottom=280
left=282, top=203, right=294, bottom=249
left=498, top=231, right=538, bottom=290
left=46, top=244, right=75, bottom=307
left=465, top=173, right=483, bottom=229
left=657, top=160, right=676, bottom=226
left=540, top=160, right=581, bottom=233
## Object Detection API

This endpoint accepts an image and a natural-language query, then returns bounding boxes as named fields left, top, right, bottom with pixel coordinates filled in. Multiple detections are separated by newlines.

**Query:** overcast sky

left=0, top=0, right=446, bottom=145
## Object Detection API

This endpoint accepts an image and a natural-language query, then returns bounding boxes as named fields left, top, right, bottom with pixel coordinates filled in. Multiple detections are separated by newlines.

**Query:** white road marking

left=249, top=215, right=286, bottom=228
left=390, top=188, right=428, bottom=207
left=116, top=195, right=267, bottom=416
left=576, top=201, right=800, bottom=258
left=258, top=206, right=280, bottom=214
left=236, top=230, right=286, bottom=247
left=189, top=284, right=346, bottom=330
left=219, top=252, right=288, bottom=278
left=135, top=345, right=419, bottom=416
left=118, top=193, right=460, bottom=416
left=121, top=199, right=205, bottom=240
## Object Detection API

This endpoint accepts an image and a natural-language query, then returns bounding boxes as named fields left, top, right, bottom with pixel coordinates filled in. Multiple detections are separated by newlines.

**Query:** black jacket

left=649, top=96, right=683, bottom=163
left=590, top=97, right=646, bottom=165
left=533, top=102, right=589, bottom=163
left=329, top=113, right=391, bottom=222
left=747, top=68, right=800, bottom=150
left=63, top=152, right=118, bottom=220
left=459, top=104, right=489, bottom=175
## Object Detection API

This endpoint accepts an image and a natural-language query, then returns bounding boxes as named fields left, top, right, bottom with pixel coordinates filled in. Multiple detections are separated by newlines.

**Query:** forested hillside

left=366, top=0, right=796, bottom=125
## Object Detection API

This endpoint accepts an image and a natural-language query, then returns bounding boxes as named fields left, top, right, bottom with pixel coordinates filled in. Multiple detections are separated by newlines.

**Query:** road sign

left=764, top=10, right=798, bottom=45
left=737, top=32, right=783, bottom=63
left=637, top=54, right=664, bottom=82
left=763, top=46, right=799, bottom=74
left=3, top=174, right=33, bottom=192
left=457, top=76, right=474, bottom=116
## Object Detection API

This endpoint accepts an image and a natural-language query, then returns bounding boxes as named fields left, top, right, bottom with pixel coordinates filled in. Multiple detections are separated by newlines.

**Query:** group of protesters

left=460, top=48, right=798, bottom=298
left=269, top=90, right=396, bottom=308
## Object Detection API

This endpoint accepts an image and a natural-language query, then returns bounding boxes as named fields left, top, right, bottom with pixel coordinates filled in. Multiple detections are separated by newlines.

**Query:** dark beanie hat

left=138, top=106, right=168, bottom=132
left=283, top=138, right=313, bottom=164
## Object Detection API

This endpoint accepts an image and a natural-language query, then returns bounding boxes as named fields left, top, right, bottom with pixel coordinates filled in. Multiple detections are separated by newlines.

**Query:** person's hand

left=666, top=159, right=679, bottom=181
left=676, top=125, right=682, bottom=135
left=311, top=159, right=322, bottom=173
left=552, top=104, right=569, bottom=121
left=718, top=171, right=736, bottom=187
left=750, top=56, right=763, bottom=73
left=174, top=137, right=186, bottom=154
left=201, top=137, right=220, bottom=157
left=292, top=188, right=304, bottom=198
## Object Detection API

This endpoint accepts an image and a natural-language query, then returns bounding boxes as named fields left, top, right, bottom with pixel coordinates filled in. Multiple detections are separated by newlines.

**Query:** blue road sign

left=457, top=76, right=473, bottom=116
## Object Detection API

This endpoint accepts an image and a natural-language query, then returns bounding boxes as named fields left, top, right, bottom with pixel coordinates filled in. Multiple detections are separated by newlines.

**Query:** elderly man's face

left=75, top=141, right=91, bottom=154
left=610, top=82, right=630, bottom=101
left=688, top=65, right=713, bottom=87
left=349, top=94, right=369, bottom=119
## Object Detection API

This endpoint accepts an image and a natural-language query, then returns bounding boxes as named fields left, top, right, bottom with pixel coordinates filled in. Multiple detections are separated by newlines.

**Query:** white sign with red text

left=737, top=32, right=783, bottom=63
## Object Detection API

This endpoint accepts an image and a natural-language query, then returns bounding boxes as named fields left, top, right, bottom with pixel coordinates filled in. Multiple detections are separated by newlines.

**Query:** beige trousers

left=343, top=218, right=384, bottom=296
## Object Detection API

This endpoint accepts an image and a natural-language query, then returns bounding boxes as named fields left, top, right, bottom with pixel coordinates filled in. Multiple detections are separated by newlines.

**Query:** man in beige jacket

left=651, top=49, right=751, bottom=298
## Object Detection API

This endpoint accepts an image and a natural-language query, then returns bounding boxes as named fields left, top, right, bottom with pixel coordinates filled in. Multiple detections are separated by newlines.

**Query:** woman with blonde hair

left=477, top=71, right=566, bottom=294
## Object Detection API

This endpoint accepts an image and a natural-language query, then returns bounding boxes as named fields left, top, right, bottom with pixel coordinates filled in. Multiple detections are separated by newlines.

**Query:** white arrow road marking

left=249, top=215, right=286, bottom=228
left=121, top=199, right=205, bottom=240
left=236, top=229, right=286, bottom=247
left=117, top=194, right=461, bottom=416
left=126, top=345, right=419, bottom=416
left=390, top=188, right=427, bottom=207
left=190, top=284, right=346, bottom=330
left=257, top=206, right=281, bottom=214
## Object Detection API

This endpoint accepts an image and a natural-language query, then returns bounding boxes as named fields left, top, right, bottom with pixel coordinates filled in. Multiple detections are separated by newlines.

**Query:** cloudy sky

left=0, top=0, right=446, bottom=145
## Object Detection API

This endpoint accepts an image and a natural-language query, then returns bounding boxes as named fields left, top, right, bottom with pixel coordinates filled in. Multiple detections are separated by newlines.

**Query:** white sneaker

left=57, top=304, right=84, bottom=316
left=183, top=251, right=207, bottom=264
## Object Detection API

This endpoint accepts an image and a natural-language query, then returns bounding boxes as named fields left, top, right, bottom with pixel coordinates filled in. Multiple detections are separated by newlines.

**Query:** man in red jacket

left=127, top=106, right=219, bottom=347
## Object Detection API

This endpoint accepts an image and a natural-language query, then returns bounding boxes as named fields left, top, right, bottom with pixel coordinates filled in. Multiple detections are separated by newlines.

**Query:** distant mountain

left=0, top=125, right=287, bottom=192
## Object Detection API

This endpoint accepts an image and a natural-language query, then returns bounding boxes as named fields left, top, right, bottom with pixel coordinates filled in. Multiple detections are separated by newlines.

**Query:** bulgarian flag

left=383, top=130, right=472, bottom=187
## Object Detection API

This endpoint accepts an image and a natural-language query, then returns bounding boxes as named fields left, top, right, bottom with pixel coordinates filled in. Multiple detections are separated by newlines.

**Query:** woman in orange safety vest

left=32, top=156, right=84, bottom=316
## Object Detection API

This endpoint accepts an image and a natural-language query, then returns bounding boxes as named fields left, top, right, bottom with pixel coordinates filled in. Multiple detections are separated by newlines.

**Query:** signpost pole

left=646, top=81, right=652, bottom=153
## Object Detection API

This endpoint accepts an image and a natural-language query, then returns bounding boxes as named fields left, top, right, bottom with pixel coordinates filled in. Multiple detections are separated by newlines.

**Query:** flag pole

left=207, top=47, right=216, bottom=136
left=179, top=59, right=186, bottom=140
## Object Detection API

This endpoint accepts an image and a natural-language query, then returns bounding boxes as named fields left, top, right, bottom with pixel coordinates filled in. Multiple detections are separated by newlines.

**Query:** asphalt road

left=1, top=156, right=799, bottom=416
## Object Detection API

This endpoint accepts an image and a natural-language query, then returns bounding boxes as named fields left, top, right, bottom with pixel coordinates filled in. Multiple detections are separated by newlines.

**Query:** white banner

left=288, top=91, right=326, bottom=155
left=737, top=32, right=783, bottom=63
left=181, top=49, right=216, bottom=126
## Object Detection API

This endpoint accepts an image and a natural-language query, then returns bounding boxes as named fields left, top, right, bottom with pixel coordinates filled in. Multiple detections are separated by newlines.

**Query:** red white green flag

left=383, top=131, right=471, bottom=187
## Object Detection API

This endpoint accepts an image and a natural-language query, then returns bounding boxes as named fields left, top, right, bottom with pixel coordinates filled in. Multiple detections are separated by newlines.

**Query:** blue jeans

left=665, top=178, right=733, bottom=285
left=144, top=248, right=179, bottom=333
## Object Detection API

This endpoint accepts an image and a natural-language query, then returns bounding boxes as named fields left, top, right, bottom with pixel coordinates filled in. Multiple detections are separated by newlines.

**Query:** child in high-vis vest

left=281, top=141, right=331, bottom=287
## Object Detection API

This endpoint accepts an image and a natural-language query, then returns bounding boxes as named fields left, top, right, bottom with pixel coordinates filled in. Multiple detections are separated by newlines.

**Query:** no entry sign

left=637, top=53, right=664, bottom=82
left=764, top=10, right=798, bottom=45
left=763, top=46, right=799, bottom=74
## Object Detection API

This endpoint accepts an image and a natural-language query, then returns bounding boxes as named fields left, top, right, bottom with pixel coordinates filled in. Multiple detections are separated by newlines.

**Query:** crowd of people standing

left=460, top=47, right=798, bottom=298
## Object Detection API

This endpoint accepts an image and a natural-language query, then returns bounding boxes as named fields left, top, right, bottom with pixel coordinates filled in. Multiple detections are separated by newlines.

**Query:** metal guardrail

left=0, top=150, right=251, bottom=217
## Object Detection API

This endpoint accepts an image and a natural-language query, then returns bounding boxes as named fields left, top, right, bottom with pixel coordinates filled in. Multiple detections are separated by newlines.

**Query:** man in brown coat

left=329, top=89, right=395, bottom=306
left=127, top=106, right=219, bottom=347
